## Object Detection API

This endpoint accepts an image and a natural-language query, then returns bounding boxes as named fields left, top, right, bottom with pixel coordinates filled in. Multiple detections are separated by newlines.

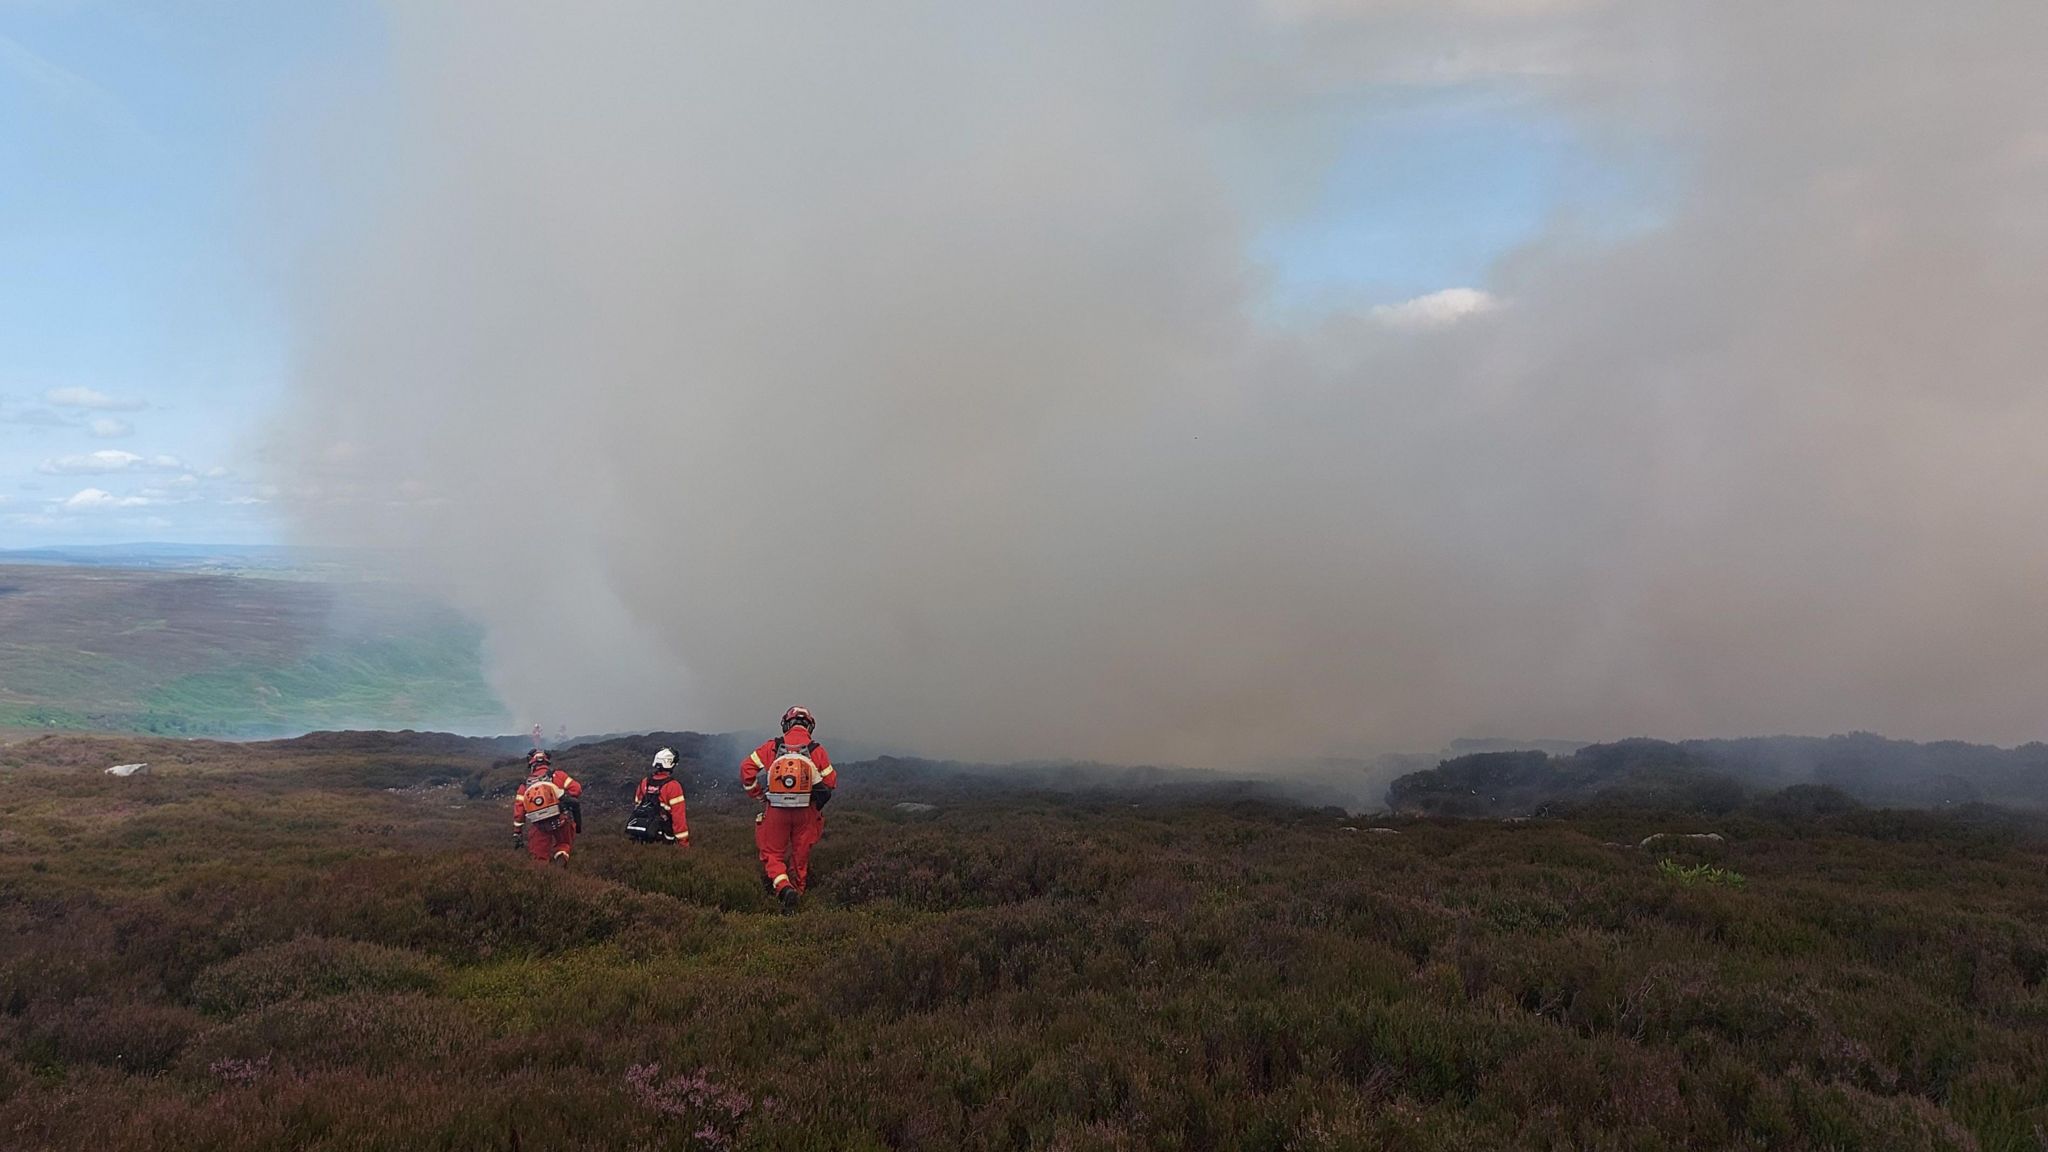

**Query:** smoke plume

left=277, top=1, right=2048, bottom=765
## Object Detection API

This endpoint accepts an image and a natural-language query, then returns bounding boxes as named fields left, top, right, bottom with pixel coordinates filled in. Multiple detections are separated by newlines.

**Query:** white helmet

left=652, top=748, right=676, bottom=771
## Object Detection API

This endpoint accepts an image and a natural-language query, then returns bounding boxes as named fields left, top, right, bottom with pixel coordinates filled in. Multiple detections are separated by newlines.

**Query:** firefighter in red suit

left=741, top=706, right=836, bottom=912
left=513, top=750, right=582, bottom=865
left=634, top=747, right=690, bottom=847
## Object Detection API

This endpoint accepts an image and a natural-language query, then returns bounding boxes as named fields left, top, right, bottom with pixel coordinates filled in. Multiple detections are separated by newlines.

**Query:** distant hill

left=1386, top=732, right=2048, bottom=816
left=0, top=543, right=317, bottom=572
left=0, top=563, right=507, bottom=737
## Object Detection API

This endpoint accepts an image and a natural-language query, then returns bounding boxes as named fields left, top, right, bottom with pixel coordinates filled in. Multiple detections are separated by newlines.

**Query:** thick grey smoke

left=277, top=1, right=2048, bottom=765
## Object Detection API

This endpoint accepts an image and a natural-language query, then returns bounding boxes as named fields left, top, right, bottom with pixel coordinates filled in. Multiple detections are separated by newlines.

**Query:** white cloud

left=61, top=487, right=158, bottom=510
left=40, top=450, right=142, bottom=474
left=44, top=386, right=146, bottom=411
left=1370, top=287, right=1500, bottom=329
left=89, top=418, right=133, bottom=438
left=38, top=450, right=184, bottom=475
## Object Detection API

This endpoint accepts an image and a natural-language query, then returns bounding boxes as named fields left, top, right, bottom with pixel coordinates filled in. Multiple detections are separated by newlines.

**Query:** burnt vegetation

left=1386, top=733, right=2048, bottom=819
left=1, top=731, right=2046, bottom=1149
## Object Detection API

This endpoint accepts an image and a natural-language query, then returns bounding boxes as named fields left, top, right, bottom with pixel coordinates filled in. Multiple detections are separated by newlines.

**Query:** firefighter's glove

left=810, top=785, right=834, bottom=811
left=511, top=827, right=525, bottom=849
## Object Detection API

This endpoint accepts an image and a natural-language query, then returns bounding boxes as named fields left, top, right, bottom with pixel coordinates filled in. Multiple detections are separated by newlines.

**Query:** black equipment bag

left=624, top=776, right=672, bottom=842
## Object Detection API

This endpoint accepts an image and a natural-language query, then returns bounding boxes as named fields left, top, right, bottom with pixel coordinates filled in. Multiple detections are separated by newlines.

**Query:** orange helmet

left=780, top=706, right=816, bottom=733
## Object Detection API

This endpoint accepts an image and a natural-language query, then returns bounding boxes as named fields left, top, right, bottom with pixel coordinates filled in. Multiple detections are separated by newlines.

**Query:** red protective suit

left=740, top=729, right=835, bottom=893
left=515, top=769, right=582, bottom=864
left=634, top=772, right=690, bottom=845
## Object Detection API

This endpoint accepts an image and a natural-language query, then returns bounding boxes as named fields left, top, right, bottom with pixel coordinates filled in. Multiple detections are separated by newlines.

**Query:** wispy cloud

left=88, top=417, right=133, bottom=438
left=45, top=386, right=146, bottom=412
left=38, top=450, right=183, bottom=475
left=0, top=406, right=70, bottom=427
left=0, top=32, right=128, bottom=129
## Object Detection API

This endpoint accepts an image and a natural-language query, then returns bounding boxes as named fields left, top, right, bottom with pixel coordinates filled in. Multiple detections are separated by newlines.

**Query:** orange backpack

left=763, top=739, right=821, bottom=808
left=521, top=777, right=565, bottom=825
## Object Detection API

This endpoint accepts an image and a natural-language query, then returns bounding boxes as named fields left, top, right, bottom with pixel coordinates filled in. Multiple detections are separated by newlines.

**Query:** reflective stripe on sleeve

left=749, top=752, right=765, bottom=768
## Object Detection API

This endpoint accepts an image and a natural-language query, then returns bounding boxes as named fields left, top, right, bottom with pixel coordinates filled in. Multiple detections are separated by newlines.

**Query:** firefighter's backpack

left=764, top=740, right=821, bottom=808
left=625, top=776, right=673, bottom=842
left=521, top=778, right=564, bottom=828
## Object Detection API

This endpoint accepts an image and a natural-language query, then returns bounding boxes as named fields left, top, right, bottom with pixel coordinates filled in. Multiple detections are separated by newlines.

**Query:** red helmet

left=527, top=749, right=551, bottom=771
left=780, top=706, right=816, bottom=733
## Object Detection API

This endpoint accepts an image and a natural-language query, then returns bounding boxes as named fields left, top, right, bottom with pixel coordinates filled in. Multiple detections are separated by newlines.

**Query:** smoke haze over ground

left=278, top=1, right=2048, bottom=765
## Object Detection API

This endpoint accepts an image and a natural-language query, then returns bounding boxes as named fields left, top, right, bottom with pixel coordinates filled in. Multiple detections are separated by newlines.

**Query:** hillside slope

left=0, top=565, right=505, bottom=737
left=2, top=732, right=2044, bottom=1149
left=1388, top=733, right=2048, bottom=817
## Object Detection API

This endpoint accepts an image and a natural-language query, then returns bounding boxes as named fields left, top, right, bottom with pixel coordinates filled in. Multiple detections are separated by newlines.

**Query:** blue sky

left=0, top=3, right=1634, bottom=548
left=0, top=1, right=379, bottom=546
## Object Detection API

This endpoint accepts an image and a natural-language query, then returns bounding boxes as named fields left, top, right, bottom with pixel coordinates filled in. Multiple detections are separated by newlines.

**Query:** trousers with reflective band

left=756, top=805, right=821, bottom=890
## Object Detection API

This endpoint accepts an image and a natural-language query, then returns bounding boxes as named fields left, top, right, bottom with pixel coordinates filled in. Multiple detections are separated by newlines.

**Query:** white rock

left=1639, top=832, right=1725, bottom=849
left=105, top=763, right=149, bottom=777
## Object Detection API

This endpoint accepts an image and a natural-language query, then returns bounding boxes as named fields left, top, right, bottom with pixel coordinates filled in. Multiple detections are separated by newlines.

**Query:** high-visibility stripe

left=523, top=802, right=561, bottom=822
left=749, top=752, right=765, bottom=768
left=772, top=872, right=791, bottom=890
left=765, top=792, right=811, bottom=808
left=819, top=765, right=836, bottom=779
left=679, top=831, right=690, bottom=841
left=661, top=797, right=680, bottom=809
